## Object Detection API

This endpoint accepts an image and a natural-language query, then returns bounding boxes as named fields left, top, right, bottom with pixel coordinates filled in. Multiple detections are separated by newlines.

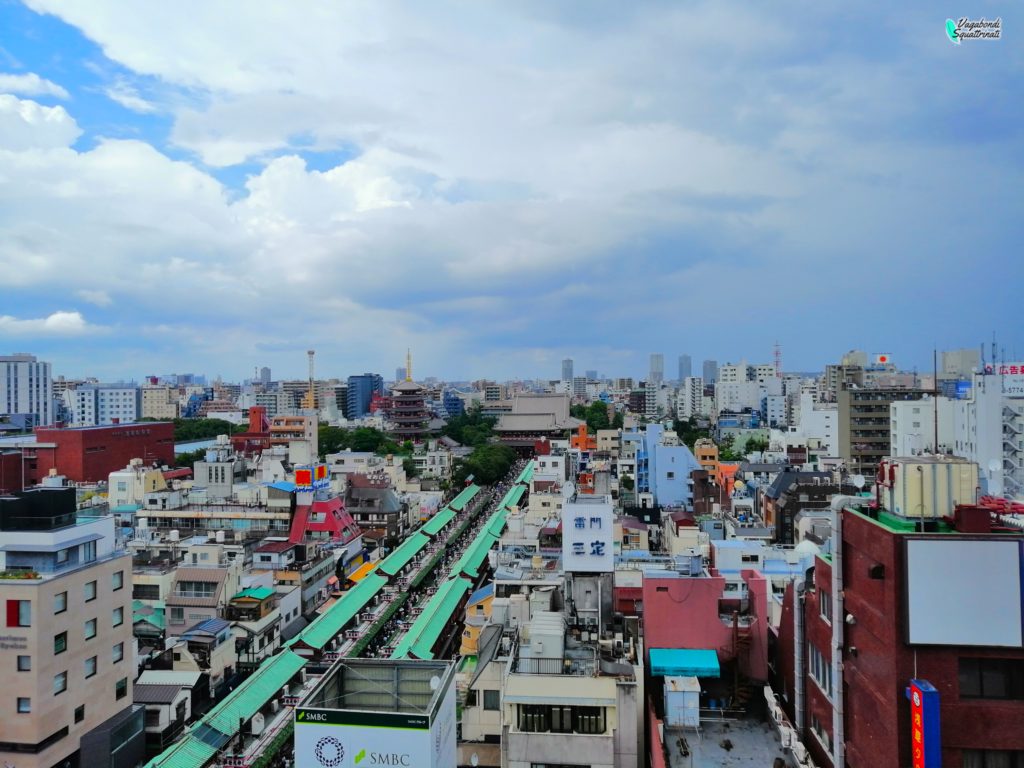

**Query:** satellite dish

left=429, top=675, right=441, bottom=691
left=734, top=480, right=746, bottom=492
left=471, top=755, right=480, bottom=767
left=852, top=474, right=865, bottom=489
left=988, top=459, right=1002, bottom=473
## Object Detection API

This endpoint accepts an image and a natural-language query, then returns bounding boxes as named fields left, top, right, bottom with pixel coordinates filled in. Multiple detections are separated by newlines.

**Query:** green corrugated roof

left=421, top=507, right=456, bottom=537
left=448, top=484, right=480, bottom=511
left=391, top=577, right=472, bottom=660
left=144, top=735, right=218, bottom=768
left=233, top=587, right=275, bottom=601
left=485, top=509, right=507, bottom=538
left=378, top=532, right=430, bottom=576
left=452, top=530, right=497, bottom=579
left=291, top=573, right=387, bottom=650
left=516, top=463, right=534, bottom=485
left=202, top=650, right=307, bottom=735
left=501, top=484, right=526, bottom=510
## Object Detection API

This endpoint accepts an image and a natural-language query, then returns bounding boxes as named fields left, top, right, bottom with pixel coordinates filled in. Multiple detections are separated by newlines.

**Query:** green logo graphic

left=355, top=748, right=367, bottom=764
left=946, top=19, right=961, bottom=45
left=298, top=711, right=305, bottom=721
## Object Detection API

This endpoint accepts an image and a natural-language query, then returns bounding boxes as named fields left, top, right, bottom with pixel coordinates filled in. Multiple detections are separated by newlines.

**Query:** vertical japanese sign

left=906, top=679, right=941, bottom=768
left=561, top=497, right=614, bottom=572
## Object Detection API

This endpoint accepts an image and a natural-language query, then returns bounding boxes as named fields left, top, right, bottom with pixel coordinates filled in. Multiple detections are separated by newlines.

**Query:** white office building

left=0, top=353, right=53, bottom=427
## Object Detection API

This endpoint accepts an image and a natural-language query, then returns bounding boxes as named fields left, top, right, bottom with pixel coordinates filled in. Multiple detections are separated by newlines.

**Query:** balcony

left=512, top=654, right=597, bottom=676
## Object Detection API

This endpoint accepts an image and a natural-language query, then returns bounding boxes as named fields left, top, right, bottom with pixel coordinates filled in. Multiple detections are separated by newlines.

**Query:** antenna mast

left=305, top=350, right=316, bottom=409
left=405, top=348, right=413, bottom=382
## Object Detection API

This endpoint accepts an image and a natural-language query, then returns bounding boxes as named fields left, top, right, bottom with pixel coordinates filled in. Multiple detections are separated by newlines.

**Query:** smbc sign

left=295, top=697, right=454, bottom=768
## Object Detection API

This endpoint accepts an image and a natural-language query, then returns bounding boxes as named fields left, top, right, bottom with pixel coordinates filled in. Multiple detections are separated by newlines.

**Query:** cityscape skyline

left=1, top=3, right=1020, bottom=380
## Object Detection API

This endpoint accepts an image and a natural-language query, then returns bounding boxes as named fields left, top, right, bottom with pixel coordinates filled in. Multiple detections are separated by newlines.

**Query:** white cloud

left=104, top=79, right=157, bottom=113
left=4, top=2, right=1021, bottom=377
left=76, top=289, right=113, bottom=307
left=0, top=311, right=99, bottom=336
left=0, top=71, right=69, bottom=99
left=0, top=94, right=81, bottom=149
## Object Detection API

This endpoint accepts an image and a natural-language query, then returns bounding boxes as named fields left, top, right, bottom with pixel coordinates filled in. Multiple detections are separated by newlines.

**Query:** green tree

left=175, top=448, right=208, bottom=468
left=619, top=474, right=635, bottom=491
left=402, top=457, right=418, bottom=477
left=441, top=409, right=496, bottom=447
left=673, top=418, right=711, bottom=449
left=173, top=418, right=245, bottom=442
left=746, top=436, right=770, bottom=454
left=452, top=443, right=517, bottom=486
left=318, top=425, right=350, bottom=456
left=585, top=401, right=611, bottom=431
left=717, top=435, right=742, bottom=461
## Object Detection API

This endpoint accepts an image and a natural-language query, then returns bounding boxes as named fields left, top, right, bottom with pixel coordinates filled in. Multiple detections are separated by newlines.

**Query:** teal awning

left=649, top=648, right=720, bottom=678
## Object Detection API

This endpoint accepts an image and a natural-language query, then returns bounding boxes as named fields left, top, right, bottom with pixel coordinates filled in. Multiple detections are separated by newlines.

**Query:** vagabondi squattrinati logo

left=946, top=17, right=1001, bottom=44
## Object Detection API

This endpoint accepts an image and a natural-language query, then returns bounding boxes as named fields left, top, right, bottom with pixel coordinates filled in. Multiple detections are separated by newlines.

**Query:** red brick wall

left=0, top=452, right=24, bottom=494
left=32, top=423, right=175, bottom=483
left=844, top=511, right=1024, bottom=767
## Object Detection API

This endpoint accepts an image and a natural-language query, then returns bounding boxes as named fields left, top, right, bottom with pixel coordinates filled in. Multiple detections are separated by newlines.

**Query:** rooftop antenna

left=405, top=348, right=413, bottom=382
left=304, top=350, right=316, bottom=409
left=933, top=348, right=939, bottom=454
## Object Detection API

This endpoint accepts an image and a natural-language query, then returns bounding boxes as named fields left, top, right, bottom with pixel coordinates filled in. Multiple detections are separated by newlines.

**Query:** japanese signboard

left=561, top=496, right=614, bottom=573
left=905, top=679, right=941, bottom=768
left=295, top=463, right=330, bottom=492
left=983, top=362, right=1024, bottom=396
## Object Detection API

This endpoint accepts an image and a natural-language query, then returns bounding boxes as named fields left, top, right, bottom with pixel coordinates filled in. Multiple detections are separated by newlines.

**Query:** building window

left=810, top=714, right=832, bottom=751
left=115, top=677, right=128, bottom=700
left=7, top=599, right=31, bottom=627
left=819, top=589, right=833, bottom=624
left=133, top=584, right=160, bottom=600
left=84, top=581, right=97, bottom=602
left=17, top=655, right=31, bottom=671
left=54, top=671, right=67, bottom=695
left=54, top=591, right=67, bottom=614
left=84, top=656, right=97, bottom=679
left=519, top=704, right=550, bottom=732
left=54, top=631, right=67, bottom=655
left=112, top=571, right=124, bottom=592
left=112, top=607, right=124, bottom=627
left=84, top=619, right=97, bottom=640
left=112, top=642, right=124, bottom=663
left=808, top=643, right=833, bottom=698
left=963, top=751, right=1024, bottom=768
left=81, top=540, right=97, bottom=563
left=75, top=704, right=85, bottom=723
left=56, top=547, right=69, bottom=564
left=483, top=689, right=500, bottom=711
left=959, top=658, right=1024, bottom=700
left=17, top=697, right=31, bottom=713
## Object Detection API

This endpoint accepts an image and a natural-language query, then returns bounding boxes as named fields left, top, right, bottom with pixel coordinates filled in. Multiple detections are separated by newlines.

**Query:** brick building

left=775, top=503, right=1024, bottom=767
left=22, top=423, right=175, bottom=483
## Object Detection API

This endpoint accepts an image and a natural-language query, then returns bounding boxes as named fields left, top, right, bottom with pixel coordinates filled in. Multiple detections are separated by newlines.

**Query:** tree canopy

left=673, top=418, right=711, bottom=450
left=173, top=418, right=245, bottom=442
left=452, top=443, right=517, bottom=486
left=570, top=401, right=622, bottom=432
left=318, top=425, right=408, bottom=458
left=441, top=409, right=496, bottom=448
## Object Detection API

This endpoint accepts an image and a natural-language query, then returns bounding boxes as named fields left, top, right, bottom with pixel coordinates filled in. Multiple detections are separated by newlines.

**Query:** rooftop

left=664, top=719, right=787, bottom=768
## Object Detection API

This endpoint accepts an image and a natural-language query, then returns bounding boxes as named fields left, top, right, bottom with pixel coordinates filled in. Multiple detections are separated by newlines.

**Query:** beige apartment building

left=0, top=487, right=143, bottom=768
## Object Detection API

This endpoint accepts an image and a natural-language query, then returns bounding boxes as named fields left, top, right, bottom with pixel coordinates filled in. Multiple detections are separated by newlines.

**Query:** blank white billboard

left=905, top=539, right=1023, bottom=647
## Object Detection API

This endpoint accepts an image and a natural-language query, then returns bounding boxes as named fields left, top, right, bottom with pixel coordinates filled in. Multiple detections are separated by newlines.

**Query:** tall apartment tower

left=702, top=359, right=719, bottom=384
left=0, top=353, right=53, bottom=427
left=649, top=353, right=664, bottom=385
left=561, top=358, right=574, bottom=382
left=0, top=488, right=143, bottom=768
left=346, top=373, right=384, bottom=420
left=259, top=366, right=272, bottom=388
left=677, top=354, right=692, bottom=382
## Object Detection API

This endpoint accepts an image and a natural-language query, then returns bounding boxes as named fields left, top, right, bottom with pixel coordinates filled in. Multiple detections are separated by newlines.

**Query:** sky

left=0, top=1, right=1020, bottom=383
